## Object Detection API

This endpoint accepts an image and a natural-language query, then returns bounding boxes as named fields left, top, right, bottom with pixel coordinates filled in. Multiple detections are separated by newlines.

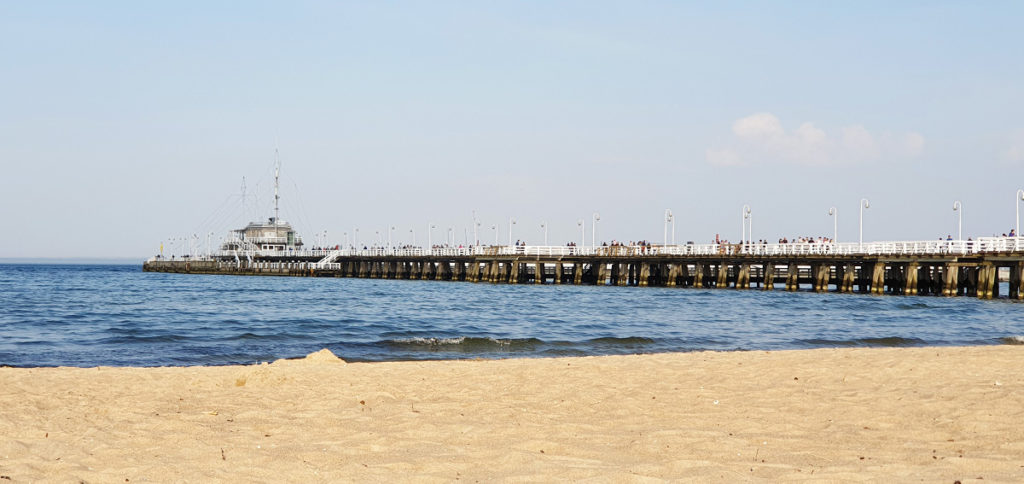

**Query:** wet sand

left=1, top=346, right=1022, bottom=482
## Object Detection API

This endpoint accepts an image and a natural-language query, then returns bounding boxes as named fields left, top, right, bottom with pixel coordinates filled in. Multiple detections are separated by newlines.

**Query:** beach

left=1, top=346, right=1022, bottom=482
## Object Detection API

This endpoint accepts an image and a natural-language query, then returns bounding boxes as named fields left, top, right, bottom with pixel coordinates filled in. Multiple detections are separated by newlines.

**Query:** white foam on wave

left=393, top=337, right=466, bottom=346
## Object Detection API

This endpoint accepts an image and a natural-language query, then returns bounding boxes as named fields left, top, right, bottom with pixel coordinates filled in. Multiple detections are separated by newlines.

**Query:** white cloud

left=901, top=132, right=925, bottom=157
left=1001, top=129, right=1024, bottom=163
left=841, top=125, right=879, bottom=160
left=706, top=112, right=925, bottom=166
left=706, top=148, right=741, bottom=166
left=732, top=112, right=784, bottom=138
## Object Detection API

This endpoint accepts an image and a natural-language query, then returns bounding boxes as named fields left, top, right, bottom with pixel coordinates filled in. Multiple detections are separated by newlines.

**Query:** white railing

left=195, top=236, right=1024, bottom=261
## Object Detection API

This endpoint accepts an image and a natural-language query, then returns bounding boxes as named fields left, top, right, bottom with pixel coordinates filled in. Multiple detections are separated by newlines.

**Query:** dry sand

left=1, top=346, right=1022, bottom=482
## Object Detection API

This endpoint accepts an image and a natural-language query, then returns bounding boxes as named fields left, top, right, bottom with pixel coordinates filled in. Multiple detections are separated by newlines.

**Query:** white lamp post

left=741, top=205, right=751, bottom=244
left=1016, top=189, right=1024, bottom=237
left=577, top=219, right=585, bottom=247
left=508, top=218, right=516, bottom=245
left=540, top=222, right=548, bottom=245
left=664, top=209, right=675, bottom=246
left=953, top=200, right=962, bottom=241
left=353, top=227, right=359, bottom=247
left=471, top=209, right=479, bottom=245
left=492, top=224, right=498, bottom=245
left=859, top=198, right=870, bottom=247
left=828, top=207, right=837, bottom=243
left=409, top=228, right=415, bottom=247
left=472, top=210, right=479, bottom=246
left=592, top=212, right=600, bottom=247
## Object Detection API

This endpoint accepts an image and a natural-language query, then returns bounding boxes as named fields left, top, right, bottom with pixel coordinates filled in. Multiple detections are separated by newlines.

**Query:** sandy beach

left=1, top=346, right=1022, bottom=482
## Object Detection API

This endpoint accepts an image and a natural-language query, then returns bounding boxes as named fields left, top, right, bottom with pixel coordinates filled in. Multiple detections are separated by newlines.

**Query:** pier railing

left=158, top=236, right=1024, bottom=265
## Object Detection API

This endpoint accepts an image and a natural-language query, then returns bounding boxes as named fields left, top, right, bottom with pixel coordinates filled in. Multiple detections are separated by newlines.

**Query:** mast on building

left=273, top=148, right=281, bottom=226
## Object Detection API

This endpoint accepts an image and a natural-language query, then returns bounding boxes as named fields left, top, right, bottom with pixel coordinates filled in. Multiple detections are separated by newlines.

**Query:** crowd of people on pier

left=311, top=229, right=1024, bottom=253
left=775, top=236, right=835, bottom=244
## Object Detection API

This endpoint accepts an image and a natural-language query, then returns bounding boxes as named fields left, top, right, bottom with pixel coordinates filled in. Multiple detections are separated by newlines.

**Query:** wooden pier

left=143, top=239, right=1024, bottom=299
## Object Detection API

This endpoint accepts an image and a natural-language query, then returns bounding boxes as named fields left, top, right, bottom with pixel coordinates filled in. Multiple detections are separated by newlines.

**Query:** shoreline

left=4, top=339, right=1024, bottom=369
left=1, top=346, right=1022, bottom=481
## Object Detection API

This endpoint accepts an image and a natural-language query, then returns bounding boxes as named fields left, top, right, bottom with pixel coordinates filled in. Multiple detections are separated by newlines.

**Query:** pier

left=143, top=238, right=1024, bottom=299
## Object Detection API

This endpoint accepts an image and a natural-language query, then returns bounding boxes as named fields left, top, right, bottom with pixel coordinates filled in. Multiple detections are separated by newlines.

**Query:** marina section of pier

left=144, top=238, right=1024, bottom=299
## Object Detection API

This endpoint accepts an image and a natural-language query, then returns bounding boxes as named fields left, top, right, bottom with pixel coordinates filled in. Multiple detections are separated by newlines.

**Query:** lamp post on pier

left=953, top=201, right=963, bottom=241
left=828, top=207, right=837, bottom=243
left=664, top=209, right=674, bottom=246
left=592, top=212, right=600, bottom=248
left=409, top=228, right=415, bottom=247
left=472, top=210, right=479, bottom=246
left=353, top=227, right=359, bottom=248
left=859, top=198, right=870, bottom=247
left=1016, top=189, right=1024, bottom=237
left=540, top=222, right=548, bottom=245
left=577, top=219, right=585, bottom=248
left=492, top=224, right=498, bottom=245
left=741, top=205, right=751, bottom=244
left=508, top=218, right=516, bottom=246
left=427, top=223, right=436, bottom=248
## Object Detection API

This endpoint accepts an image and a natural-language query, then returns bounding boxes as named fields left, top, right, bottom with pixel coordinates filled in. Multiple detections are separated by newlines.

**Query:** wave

left=587, top=336, right=657, bottom=345
left=800, top=336, right=927, bottom=347
left=377, top=335, right=667, bottom=350
left=383, top=337, right=543, bottom=349
left=96, top=334, right=192, bottom=344
left=1000, top=336, right=1024, bottom=345
left=219, top=332, right=310, bottom=342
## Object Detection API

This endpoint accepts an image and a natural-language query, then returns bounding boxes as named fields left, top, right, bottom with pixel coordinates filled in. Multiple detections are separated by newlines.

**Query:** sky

left=2, top=1, right=1023, bottom=258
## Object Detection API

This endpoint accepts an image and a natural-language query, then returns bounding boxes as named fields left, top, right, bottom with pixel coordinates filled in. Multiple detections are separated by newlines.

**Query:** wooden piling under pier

left=143, top=252, right=1024, bottom=299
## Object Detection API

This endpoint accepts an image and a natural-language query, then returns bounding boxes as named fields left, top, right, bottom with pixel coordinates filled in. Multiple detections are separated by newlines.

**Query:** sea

left=1, top=263, right=1022, bottom=367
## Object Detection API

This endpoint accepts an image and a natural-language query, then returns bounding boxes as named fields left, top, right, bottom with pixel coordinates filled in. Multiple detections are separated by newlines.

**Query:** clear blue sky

left=3, top=2, right=1023, bottom=257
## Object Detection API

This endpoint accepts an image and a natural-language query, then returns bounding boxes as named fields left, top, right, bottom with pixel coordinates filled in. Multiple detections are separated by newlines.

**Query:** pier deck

left=144, top=238, right=1024, bottom=299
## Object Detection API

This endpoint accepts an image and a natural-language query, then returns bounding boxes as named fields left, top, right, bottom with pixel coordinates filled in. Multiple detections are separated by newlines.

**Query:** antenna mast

left=240, top=176, right=247, bottom=219
left=273, top=148, right=280, bottom=226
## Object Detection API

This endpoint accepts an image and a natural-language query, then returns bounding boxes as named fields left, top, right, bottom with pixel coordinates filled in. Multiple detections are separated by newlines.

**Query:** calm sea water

left=1, top=263, right=1022, bottom=367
